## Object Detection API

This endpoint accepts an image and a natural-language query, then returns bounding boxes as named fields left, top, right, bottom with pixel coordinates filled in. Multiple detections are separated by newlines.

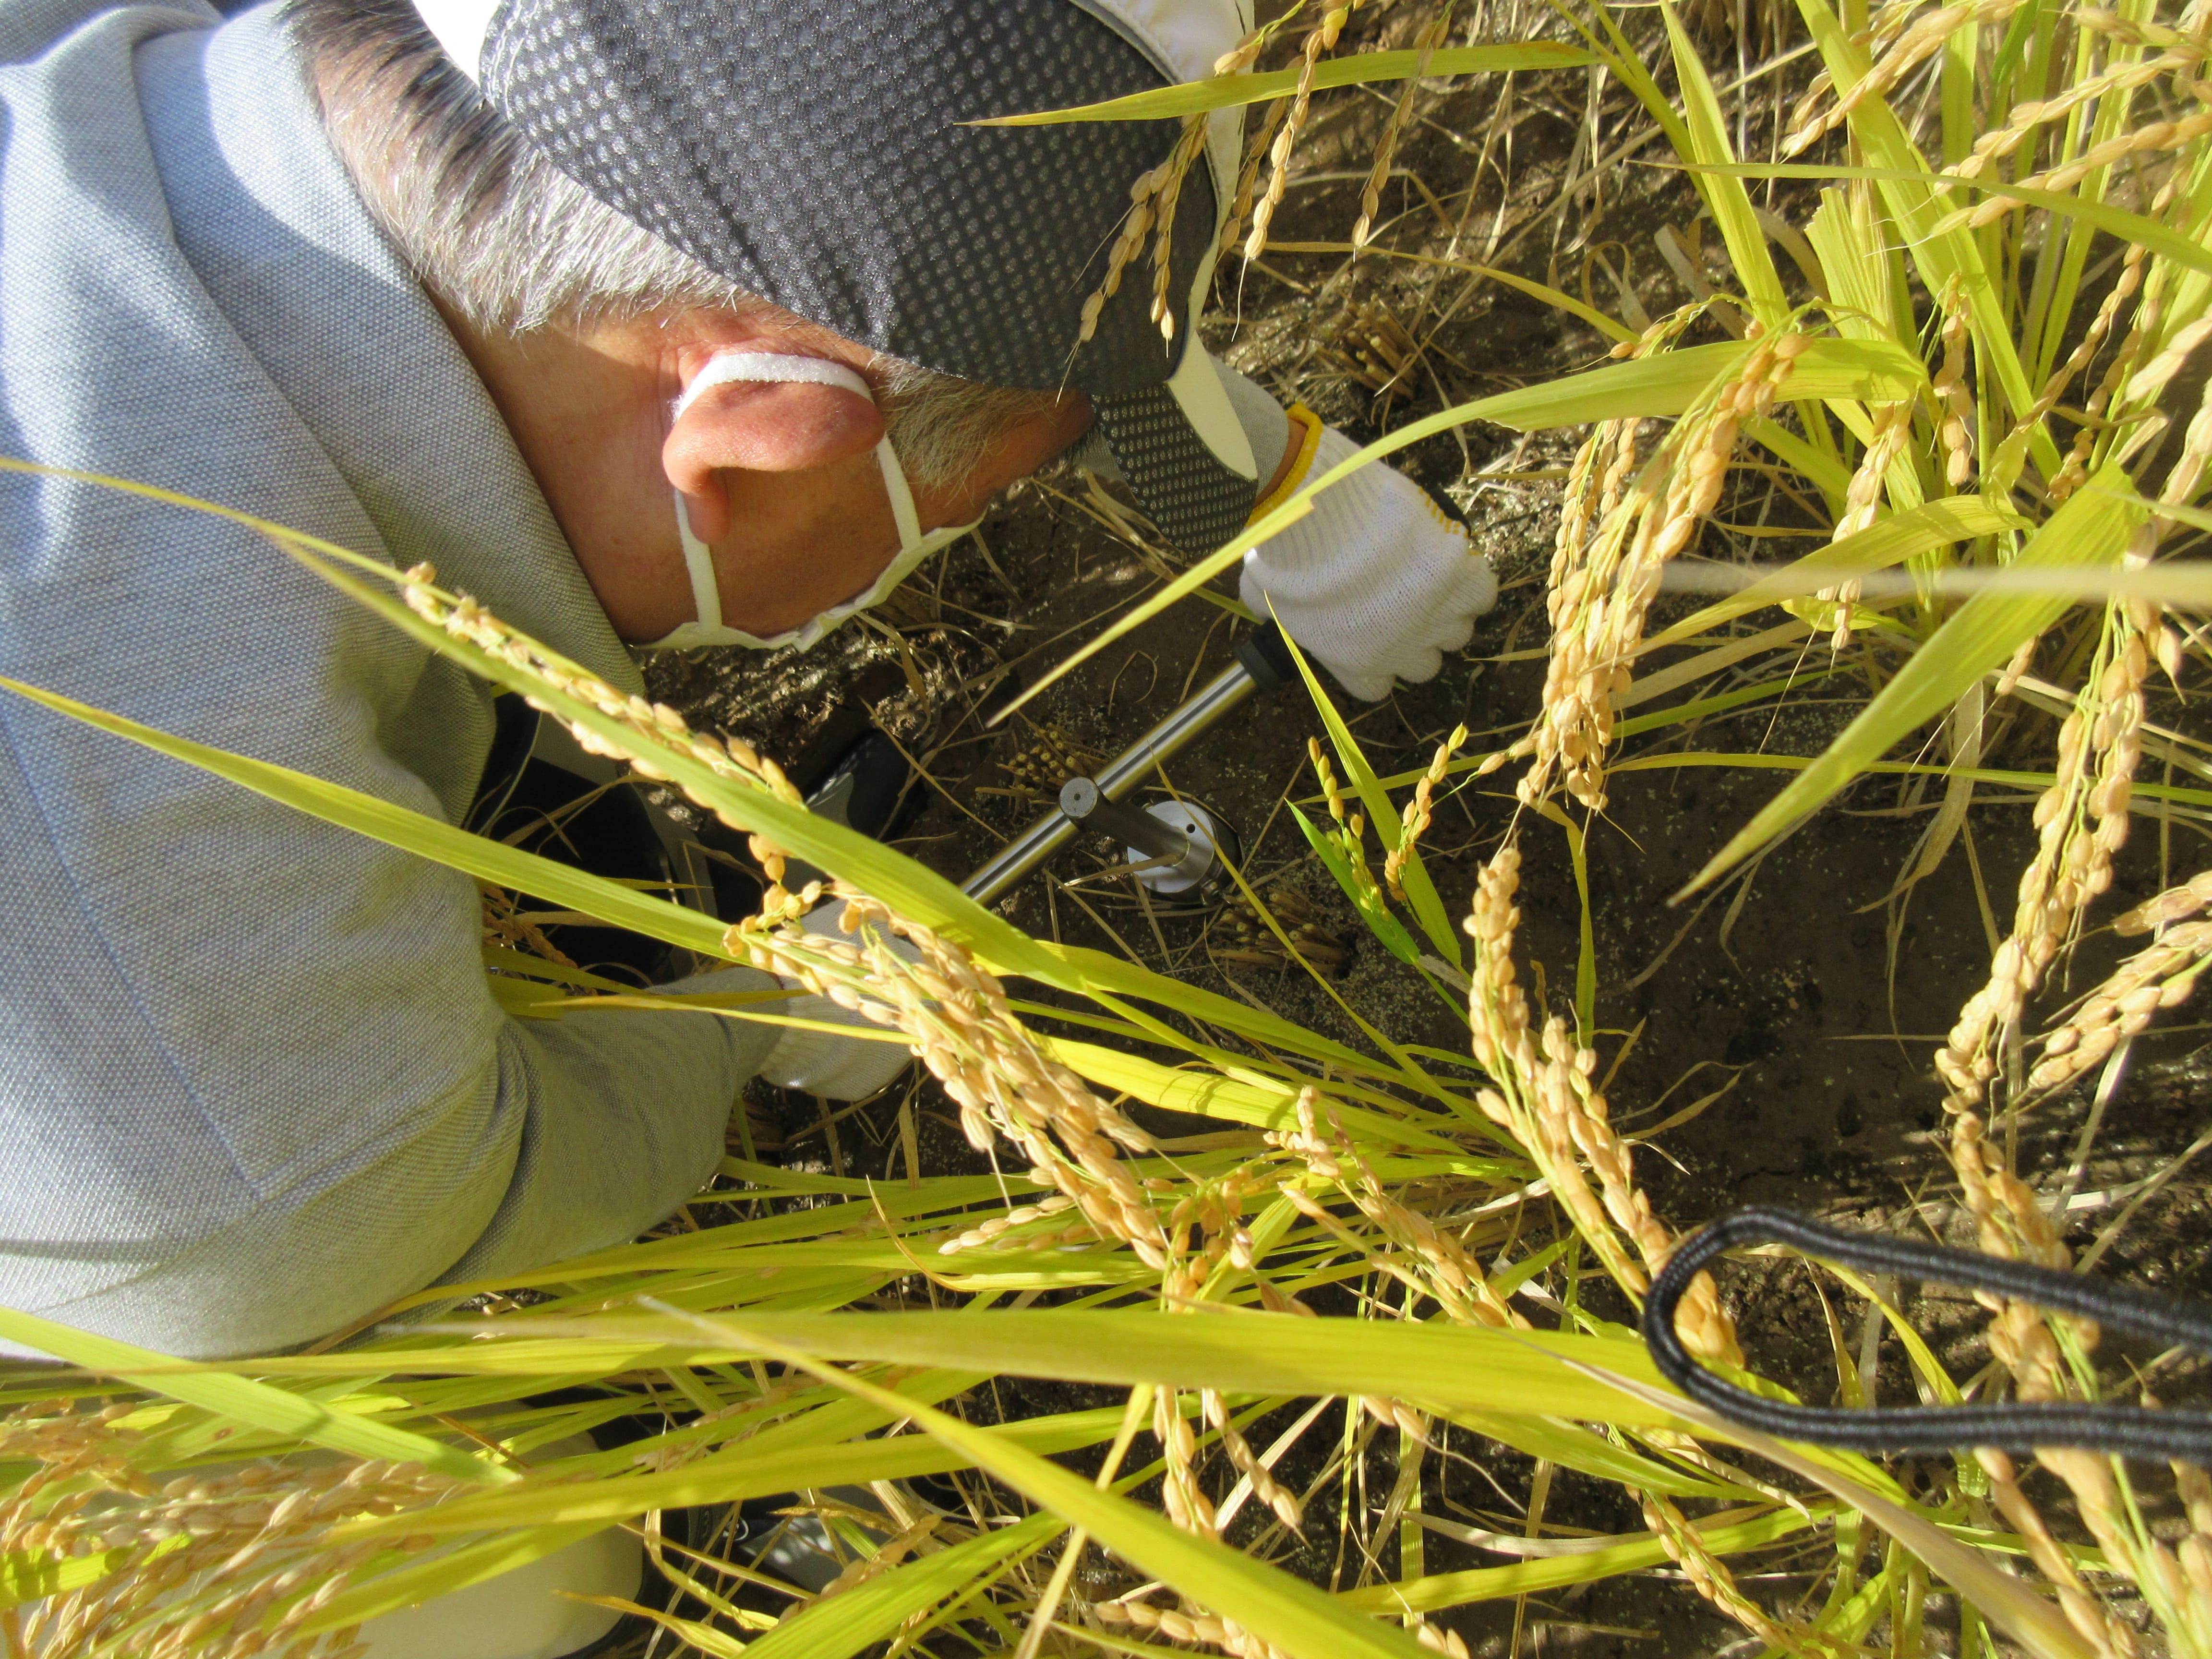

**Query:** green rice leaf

left=408, top=1309, right=1684, bottom=1430
left=1292, top=802, right=1427, bottom=971
left=1741, top=413, right=1855, bottom=502
left=326, top=1388, right=1136, bottom=1548
left=676, top=1316, right=1442, bottom=1659
left=1681, top=462, right=2147, bottom=893
left=0, top=1306, right=514, bottom=1485
left=0, top=465, right=1425, bottom=1085
left=306, top=1523, right=613, bottom=1630
left=1643, top=496, right=2027, bottom=647
left=738, top=1515, right=1062, bottom=1659
left=1043, top=1035, right=1463, bottom=1152
left=1265, top=244, right=1643, bottom=344
left=1782, top=0, right=2048, bottom=460
left=1659, top=2, right=1789, bottom=326
left=0, top=673, right=732, bottom=957
left=1441, top=1410, right=1752, bottom=1500
left=1043, top=943, right=1366, bottom=1065
left=1282, top=625, right=1461, bottom=967
left=1465, top=337, right=1923, bottom=428
left=1337, top=1507, right=1820, bottom=1613
left=974, top=43, right=1595, bottom=124
left=1689, top=163, right=2212, bottom=283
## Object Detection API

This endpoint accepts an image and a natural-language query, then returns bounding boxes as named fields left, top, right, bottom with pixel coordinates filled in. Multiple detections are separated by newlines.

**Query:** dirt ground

left=639, top=26, right=2212, bottom=1652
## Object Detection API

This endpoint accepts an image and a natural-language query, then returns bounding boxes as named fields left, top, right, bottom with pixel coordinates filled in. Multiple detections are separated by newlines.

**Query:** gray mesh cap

left=413, top=0, right=1266, bottom=552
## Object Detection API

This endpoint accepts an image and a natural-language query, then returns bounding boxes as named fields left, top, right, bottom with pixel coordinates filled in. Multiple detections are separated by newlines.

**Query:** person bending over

left=0, top=0, right=1497, bottom=1364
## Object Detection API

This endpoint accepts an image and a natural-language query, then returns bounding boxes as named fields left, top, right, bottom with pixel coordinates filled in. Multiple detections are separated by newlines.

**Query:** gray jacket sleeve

left=0, top=649, right=780, bottom=1362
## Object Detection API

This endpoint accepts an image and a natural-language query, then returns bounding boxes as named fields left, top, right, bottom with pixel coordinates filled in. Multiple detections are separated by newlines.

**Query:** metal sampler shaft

left=961, top=624, right=1294, bottom=905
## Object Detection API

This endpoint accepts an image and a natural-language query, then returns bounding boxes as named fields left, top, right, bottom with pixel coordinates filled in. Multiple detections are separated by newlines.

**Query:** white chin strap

left=647, top=351, right=981, bottom=652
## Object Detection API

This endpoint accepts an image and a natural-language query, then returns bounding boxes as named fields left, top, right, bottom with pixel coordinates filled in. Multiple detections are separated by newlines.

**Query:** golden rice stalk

left=1151, top=1386, right=1217, bottom=1535
left=1542, top=314, right=1699, bottom=629
left=1160, top=1167, right=1264, bottom=1298
left=736, top=892, right=1170, bottom=1268
left=1990, top=1301, right=2164, bottom=1654
left=1932, top=283, right=1976, bottom=490
left=2153, top=319, right=2212, bottom=515
left=1976, top=1447, right=2133, bottom=1658
left=481, top=883, right=577, bottom=968
left=1781, top=0, right=1922, bottom=138
left=1818, top=398, right=1914, bottom=651
left=2029, top=916, right=2212, bottom=1093
left=1937, top=597, right=2151, bottom=1125
left=1782, top=0, right=2027, bottom=155
left=1950, top=46, right=2207, bottom=182
left=2170, top=1460, right=2212, bottom=1648
left=1199, top=21, right=1276, bottom=264
left=0, top=1400, right=453, bottom=1659
left=399, top=565, right=804, bottom=887
left=2077, top=5, right=2207, bottom=47
left=1463, top=846, right=1739, bottom=1364
left=1308, top=735, right=1350, bottom=827
left=1641, top=1489, right=1855, bottom=1654
left=1146, top=115, right=1217, bottom=343
left=1267, top=1085, right=1521, bottom=1328
left=1358, top=1395, right=1431, bottom=1443
left=2008, top=177, right=2168, bottom=487
left=1382, top=723, right=1465, bottom=902
left=1096, top=1594, right=1295, bottom=1659
left=1997, top=634, right=2040, bottom=698
left=1352, top=5, right=1452, bottom=248
left=1526, top=330, right=1808, bottom=811
left=932, top=1191, right=1091, bottom=1255
left=1080, top=159, right=1172, bottom=347
left=2116, top=867, right=2212, bottom=935
left=1245, top=1, right=1364, bottom=260
left=1547, top=421, right=1610, bottom=611
left=1934, top=599, right=2165, bottom=1639
left=1200, top=1389, right=1304, bottom=1531
left=1216, top=96, right=1291, bottom=262
left=1966, top=108, right=2212, bottom=226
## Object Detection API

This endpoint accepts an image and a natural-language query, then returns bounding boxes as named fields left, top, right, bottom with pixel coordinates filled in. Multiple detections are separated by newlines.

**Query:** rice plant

left=6, top=0, right=2212, bottom=1652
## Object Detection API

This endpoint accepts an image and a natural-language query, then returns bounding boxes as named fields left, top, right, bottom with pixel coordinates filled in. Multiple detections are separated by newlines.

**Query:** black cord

left=1643, top=1206, right=2212, bottom=1459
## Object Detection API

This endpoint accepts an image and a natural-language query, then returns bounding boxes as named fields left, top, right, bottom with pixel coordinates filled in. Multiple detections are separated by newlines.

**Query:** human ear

left=661, top=378, right=885, bottom=544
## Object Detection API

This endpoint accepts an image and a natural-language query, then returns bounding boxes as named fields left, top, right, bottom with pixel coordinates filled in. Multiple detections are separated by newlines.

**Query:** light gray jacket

left=0, top=0, right=774, bottom=1359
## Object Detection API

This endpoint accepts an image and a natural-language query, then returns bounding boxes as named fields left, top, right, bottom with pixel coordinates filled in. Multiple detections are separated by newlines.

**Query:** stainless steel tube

left=961, top=659, right=1258, bottom=905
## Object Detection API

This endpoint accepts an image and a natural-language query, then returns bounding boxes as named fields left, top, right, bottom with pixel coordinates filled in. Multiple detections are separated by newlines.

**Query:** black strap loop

left=1643, top=1207, right=2212, bottom=1459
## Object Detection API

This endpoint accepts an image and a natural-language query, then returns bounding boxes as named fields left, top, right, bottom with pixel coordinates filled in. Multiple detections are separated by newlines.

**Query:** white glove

left=1240, top=418, right=1497, bottom=701
left=757, top=906, right=919, bottom=1100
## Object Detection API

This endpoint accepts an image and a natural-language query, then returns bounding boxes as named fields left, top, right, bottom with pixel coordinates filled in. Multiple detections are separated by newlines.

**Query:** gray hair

left=286, top=0, right=1062, bottom=488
